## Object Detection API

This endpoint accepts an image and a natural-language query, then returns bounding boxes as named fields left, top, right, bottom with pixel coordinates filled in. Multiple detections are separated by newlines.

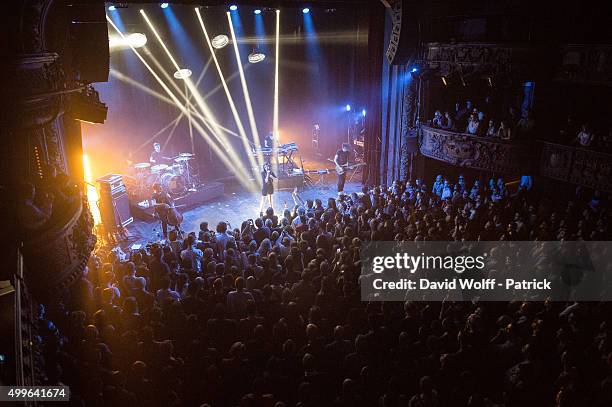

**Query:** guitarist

left=334, top=143, right=351, bottom=194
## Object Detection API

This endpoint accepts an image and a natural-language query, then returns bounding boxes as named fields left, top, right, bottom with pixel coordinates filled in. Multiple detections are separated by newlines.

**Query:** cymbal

left=151, top=164, right=169, bottom=172
left=174, top=156, right=194, bottom=162
left=134, top=162, right=151, bottom=169
left=179, top=152, right=196, bottom=157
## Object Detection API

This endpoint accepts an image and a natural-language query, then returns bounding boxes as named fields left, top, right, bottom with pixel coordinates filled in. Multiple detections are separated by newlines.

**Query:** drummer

left=149, top=142, right=172, bottom=165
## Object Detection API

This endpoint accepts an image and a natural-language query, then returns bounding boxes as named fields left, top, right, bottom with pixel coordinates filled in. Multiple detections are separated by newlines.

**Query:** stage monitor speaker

left=69, top=1, right=109, bottom=83
left=386, top=0, right=420, bottom=65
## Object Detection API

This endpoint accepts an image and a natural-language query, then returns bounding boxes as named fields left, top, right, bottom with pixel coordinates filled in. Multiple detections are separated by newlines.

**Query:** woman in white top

left=575, top=125, right=594, bottom=147
left=466, top=114, right=480, bottom=134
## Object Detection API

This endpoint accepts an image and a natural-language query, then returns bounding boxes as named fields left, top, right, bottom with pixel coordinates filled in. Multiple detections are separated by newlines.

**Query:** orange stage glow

left=82, top=154, right=102, bottom=225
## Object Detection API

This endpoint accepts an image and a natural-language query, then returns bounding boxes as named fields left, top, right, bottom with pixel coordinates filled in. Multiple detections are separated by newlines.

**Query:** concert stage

left=125, top=181, right=362, bottom=244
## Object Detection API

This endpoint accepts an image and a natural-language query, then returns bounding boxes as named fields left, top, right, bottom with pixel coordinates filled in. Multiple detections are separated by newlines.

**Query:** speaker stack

left=96, top=174, right=133, bottom=232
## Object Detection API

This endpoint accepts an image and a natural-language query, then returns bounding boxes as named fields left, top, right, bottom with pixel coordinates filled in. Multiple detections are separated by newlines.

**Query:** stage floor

left=125, top=180, right=362, bottom=244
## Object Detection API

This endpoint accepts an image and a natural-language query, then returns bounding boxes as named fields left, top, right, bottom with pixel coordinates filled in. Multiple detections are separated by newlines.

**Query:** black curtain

left=363, top=3, right=386, bottom=186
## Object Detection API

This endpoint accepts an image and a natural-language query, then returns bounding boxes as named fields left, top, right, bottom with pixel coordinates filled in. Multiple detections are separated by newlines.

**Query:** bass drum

left=161, top=173, right=187, bottom=196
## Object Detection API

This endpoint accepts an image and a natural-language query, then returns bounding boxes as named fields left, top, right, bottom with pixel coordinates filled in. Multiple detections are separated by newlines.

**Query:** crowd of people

left=430, top=99, right=534, bottom=141
left=429, top=101, right=612, bottom=154
left=36, top=173, right=611, bottom=407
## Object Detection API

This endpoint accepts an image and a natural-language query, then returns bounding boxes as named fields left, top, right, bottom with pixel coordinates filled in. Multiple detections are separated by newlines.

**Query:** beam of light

left=109, top=32, right=147, bottom=49
left=235, top=31, right=365, bottom=45
left=139, top=10, right=246, bottom=173
left=273, top=9, right=280, bottom=145
left=196, top=8, right=261, bottom=177
left=140, top=46, right=244, bottom=176
left=228, top=11, right=263, bottom=168
left=110, top=68, right=242, bottom=141
left=82, top=154, right=102, bottom=225
left=163, top=95, right=186, bottom=151
left=254, top=8, right=267, bottom=54
left=107, top=15, right=257, bottom=193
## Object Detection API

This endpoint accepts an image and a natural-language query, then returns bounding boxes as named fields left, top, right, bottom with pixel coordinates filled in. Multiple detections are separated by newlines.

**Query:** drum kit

left=127, top=153, right=196, bottom=201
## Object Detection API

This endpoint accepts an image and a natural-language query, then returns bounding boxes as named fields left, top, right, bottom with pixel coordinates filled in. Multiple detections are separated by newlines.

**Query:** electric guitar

left=307, top=161, right=366, bottom=175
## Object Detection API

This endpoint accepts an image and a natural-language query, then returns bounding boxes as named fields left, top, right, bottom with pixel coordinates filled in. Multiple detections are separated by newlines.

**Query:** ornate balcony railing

left=540, top=142, right=612, bottom=192
left=419, top=126, right=538, bottom=174
left=21, top=196, right=96, bottom=302
left=419, top=126, right=612, bottom=192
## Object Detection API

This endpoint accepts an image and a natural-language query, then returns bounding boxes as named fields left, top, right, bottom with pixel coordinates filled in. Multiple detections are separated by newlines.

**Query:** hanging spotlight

left=442, top=76, right=448, bottom=86
left=211, top=34, right=229, bottom=49
left=362, top=109, right=367, bottom=117
left=248, top=49, right=266, bottom=64
left=254, top=9, right=262, bottom=15
left=108, top=32, right=148, bottom=49
left=302, top=8, right=310, bottom=14
left=108, top=5, right=116, bottom=11
left=173, top=68, right=192, bottom=79
left=160, top=2, right=169, bottom=9
left=229, top=4, right=238, bottom=11
left=345, top=104, right=351, bottom=112
left=410, top=67, right=418, bottom=73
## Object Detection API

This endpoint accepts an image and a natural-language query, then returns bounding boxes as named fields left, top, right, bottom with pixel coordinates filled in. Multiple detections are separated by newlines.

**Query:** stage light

left=362, top=109, right=366, bottom=117
left=273, top=9, right=280, bottom=166
left=248, top=50, right=266, bottom=63
left=109, top=33, right=148, bottom=49
left=411, top=67, right=418, bottom=73
left=254, top=9, right=262, bottom=15
left=442, top=76, right=448, bottom=86
left=302, top=8, right=310, bottom=14
left=229, top=4, right=238, bottom=11
left=196, top=7, right=262, bottom=174
left=127, top=33, right=147, bottom=48
left=108, top=5, right=116, bottom=11
left=211, top=34, right=229, bottom=49
left=160, top=3, right=169, bottom=9
left=228, top=11, right=262, bottom=169
left=173, top=68, right=192, bottom=79
left=346, top=104, right=351, bottom=112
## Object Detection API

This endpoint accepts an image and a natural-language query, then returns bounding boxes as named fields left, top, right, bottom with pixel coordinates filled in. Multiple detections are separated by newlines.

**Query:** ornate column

left=400, top=76, right=418, bottom=180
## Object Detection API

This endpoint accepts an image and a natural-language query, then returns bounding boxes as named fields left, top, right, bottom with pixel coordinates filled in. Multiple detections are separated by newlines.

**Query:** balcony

left=419, top=126, right=538, bottom=174
left=419, top=126, right=612, bottom=192
left=540, top=142, right=612, bottom=192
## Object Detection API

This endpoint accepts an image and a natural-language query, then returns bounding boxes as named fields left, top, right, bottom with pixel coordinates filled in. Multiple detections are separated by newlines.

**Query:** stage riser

left=276, top=175, right=305, bottom=190
left=130, top=182, right=225, bottom=222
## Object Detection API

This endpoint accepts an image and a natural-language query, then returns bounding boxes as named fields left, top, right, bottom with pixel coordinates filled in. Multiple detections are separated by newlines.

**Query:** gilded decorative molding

left=419, top=126, right=537, bottom=174
left=423, top=42, right=533, bottom=78
left=21, top=197, right=96, bottom=302
left=539, top=142, right=574, bottom=181
left=556, top=44, right=612, bottom=85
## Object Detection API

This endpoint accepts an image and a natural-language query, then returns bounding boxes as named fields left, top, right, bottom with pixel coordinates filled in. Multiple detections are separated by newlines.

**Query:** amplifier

left=96, top=173, right=126, bottom=196
left=97, top=174, right=133, bottom=230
